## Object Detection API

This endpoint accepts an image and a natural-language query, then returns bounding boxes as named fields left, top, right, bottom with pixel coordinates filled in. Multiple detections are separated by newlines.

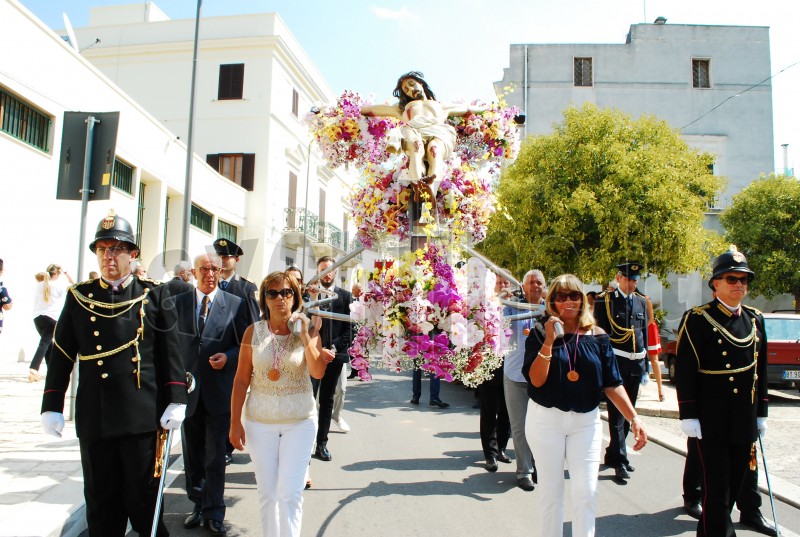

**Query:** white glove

left=41, top=411, right=65, bottom=438
left=160, top=403, right=187, bottom=430
left=680, top=418, right=702, bottom=439
left=757, top=417, right=767, bottom=438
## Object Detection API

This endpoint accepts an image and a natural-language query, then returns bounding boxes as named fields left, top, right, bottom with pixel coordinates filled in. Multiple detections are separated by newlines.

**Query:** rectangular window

left=112, top=158, right=134, bottom=194
left=0, top=86, right=51, bottom=152
left=217, top=220, right=238, bottom=243
left=292, top=88, right=300, bottom=117
left=692, top=59, right=710, bottom=88
left=136, top=182, right=146, bottom=248
left=574, top=58, right=593, bottom=87
left=206, top=153, right=255, bottom=191
left=190, top=204, right=213, bottom=233
left=218, top=63, right=244, bottom=100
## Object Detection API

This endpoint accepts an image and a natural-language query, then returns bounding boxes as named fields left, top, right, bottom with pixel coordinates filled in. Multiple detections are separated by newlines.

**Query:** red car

left=661, top=312, right=800, bottom=391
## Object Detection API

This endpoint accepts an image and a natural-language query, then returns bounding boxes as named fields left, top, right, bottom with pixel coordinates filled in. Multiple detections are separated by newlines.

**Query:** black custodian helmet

left=708, top=245, right=754, bottom=289
left=89, top=210, right=138, bottom=253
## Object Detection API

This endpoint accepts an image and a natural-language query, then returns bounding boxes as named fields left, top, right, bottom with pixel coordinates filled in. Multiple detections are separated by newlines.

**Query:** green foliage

left=479, top=104, right=725, bottom=284
left=720, top=173, right=800, bottom=302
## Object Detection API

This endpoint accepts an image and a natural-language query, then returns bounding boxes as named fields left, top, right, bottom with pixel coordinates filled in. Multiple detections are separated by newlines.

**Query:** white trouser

left=528, top=402, right=602, bottom=537
left=245, top=417, right=317, bottom=537
left=332, top=362, right=349, bottom=421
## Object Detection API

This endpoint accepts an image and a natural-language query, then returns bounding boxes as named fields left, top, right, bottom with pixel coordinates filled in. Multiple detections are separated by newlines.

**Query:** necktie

left=198, top=295, right=209, bottom=335
left=219, top=280, right=228, bottom=290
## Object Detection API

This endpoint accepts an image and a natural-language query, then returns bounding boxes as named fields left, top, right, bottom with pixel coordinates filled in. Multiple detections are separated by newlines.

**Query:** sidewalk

left=0, top=354, right=797, bottom=536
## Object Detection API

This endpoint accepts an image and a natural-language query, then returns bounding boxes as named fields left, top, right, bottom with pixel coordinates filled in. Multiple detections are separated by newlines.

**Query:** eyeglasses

left=265, top=288, right=295, bottom=300
left=95, top=246, right=129, bottom=256
left=722, top=275, right=750, bottom=285
left=196, top=266, right=220, bottom=275
left=554, top=291, right=583, bottom=303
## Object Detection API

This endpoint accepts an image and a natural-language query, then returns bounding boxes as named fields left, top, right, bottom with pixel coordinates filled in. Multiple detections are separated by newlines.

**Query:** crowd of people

left=24, top=209, right=776, bottom=537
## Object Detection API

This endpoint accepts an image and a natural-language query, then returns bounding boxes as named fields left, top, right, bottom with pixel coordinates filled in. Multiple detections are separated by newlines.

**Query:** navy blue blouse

left=522, top=321, right=622, bottom=413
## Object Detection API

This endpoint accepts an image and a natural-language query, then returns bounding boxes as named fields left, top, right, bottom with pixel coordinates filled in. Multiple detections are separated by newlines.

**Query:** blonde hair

left=42, top=264, right=61, bottom=303
left=544, top=274, right=596, bottom=330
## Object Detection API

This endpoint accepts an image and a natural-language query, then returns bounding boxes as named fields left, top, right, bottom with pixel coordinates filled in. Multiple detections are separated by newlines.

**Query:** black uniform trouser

left=80, top=431, right=168, bottom=537
left=479, top=370, right=510, bottom=459
left=684, top=438, right=762, bottom=514
left=312, top=360, right=344, bottom=448
left=693, top=437, right=751, bottom=537
left=183, top=397, right=229, bottom=522
left=604, top=360, right=641, bottom=467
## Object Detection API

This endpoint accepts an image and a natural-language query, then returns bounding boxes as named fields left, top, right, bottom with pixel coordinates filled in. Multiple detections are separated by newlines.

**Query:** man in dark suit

left=309, top=256, right=353, bottom=461
left=593, top=261, right=649, bottom=482
left=675, top=247, right=769, bottom=537
left=166, top=260, right=194, bottom=296
left=41, top=210, right=187, bottom=537
left=213, top=238, right=259, bottom=325
left=175, top=253, right=248, bottom=535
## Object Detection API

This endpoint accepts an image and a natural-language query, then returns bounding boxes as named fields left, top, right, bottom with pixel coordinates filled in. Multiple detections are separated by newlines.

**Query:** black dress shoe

left=623, top=463, right=634, bottom=472
left=614, top=465, right=630, bottom=480
left=224, top=453, right=233, bottom=466
left=485, top=457, right=498, bottom=472
left=740, top=512, right=777, bottom=536
left=206, top=519, right=227, bottom=535
left=683, top=500, right=702, bottom=520
left=429, top=399, right=450, bottom=408
left=410, top=397, right=420, bottom=405
left=497, top=451, right=512, bottom=464
left=314, top=446, right=332, bottom=461
left=516, top=476, right=535, bottom=491
left=347, top=369, right=358, bottom=379
left=184, top=511, right=203, bottom=529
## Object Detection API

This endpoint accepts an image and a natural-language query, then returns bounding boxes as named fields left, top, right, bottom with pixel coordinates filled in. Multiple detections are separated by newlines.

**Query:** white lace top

left=245, top=320, right=316, bottom=424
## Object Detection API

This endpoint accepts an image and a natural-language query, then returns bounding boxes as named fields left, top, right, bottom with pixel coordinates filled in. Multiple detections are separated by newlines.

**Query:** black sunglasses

left=722, top=275, right=749, bottom=285
left=265, top=288, right=295, bottom=300
left=554, top=291, right=582, bottom=303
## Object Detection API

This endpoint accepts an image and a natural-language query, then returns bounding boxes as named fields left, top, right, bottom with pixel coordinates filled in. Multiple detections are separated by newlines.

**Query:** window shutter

left=241, top=154, right=255, bottom=191
left=206, top=154, right=220, bottom=172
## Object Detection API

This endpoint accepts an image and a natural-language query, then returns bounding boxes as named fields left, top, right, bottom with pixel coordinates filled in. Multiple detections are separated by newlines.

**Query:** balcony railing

left=284, top=207, right=319, bottom=240
left=318, top=222, right=343, bottom=250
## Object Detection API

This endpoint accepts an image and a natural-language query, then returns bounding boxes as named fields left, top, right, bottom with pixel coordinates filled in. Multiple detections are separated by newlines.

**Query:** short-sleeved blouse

left=522, top=321, right=622, bottom=413
left=245, top=321, right=316, bottom=424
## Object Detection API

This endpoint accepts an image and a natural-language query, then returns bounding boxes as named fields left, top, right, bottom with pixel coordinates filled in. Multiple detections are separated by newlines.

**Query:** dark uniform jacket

left=674, top=299, right=768, bottom=443
left=320, top=285, right=353, bottom=364
left=593, top=288, right=649, bottom=375
left=165, top=276, right=194, bottom=297
left=223, top=273, right=260, bottom=326
left=41, top=275, right=187, bottom=442
left=174, top=289, right=248, bottom=417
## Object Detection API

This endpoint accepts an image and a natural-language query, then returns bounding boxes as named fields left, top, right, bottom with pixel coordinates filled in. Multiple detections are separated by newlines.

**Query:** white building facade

left=496, top=21, right=786, bottom=321
left=71, top=3, right=361, bottom=285
left=0, top=0, right=247, bottom=362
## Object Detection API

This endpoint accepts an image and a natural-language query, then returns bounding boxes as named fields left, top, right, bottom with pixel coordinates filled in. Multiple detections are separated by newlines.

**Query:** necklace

left=267, top=322, right=292, bottom=381
left=566, top=331, right=581, bottom=382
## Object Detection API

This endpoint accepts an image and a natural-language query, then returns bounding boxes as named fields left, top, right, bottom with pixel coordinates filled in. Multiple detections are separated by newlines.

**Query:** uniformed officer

left=213, top=238, right=259, bottom=326
left=41, top=210, right=187, bottom=537
left=593, top=261, right=649, bottom=481
left=674, top=246, right=768, bottom=537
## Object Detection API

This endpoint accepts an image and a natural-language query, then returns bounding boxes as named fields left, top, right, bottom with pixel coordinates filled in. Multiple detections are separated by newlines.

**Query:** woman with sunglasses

left=229, top=271, right=327, bottom=537
left=522, top=274, right=647, bottom=537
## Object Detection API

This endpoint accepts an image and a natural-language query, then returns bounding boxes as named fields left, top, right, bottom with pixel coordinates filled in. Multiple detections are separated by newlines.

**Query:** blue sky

left=19, top=0, right=800, bottom=172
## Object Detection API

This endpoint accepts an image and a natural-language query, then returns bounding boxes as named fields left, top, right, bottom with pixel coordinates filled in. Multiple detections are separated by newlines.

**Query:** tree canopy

left=478, top=104, right=725, bottom=284
left=720, top=173, right=800, bottom=308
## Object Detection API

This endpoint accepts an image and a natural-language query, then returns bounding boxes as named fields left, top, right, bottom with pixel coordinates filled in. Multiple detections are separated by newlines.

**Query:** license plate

left=783, top=370, right=800, bottom=380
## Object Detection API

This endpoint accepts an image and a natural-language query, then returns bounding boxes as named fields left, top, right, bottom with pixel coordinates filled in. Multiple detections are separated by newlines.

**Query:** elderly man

left=504, top=269, right=546, bottom=491
left=175, top=253, right=248, bottom=535
left=593, top=261, right=649, bottom=482
left=167, top=260, right=194, bottom=296
left=674, top=247, right=768, bottom=537
left=41, top=210, right=187, bottom=537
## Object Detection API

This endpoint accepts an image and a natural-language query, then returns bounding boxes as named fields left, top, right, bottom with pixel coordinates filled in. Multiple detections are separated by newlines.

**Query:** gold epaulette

left=72, top=279, right=95, bottom=288
left=633, top=290, right=648, bottom=299
left=137, top=276, right=163, bottom=286
left=596, top=291, right=609, bottom=299
left=690, top=304, right=710, bottom=315
left=742, top=304, right=763, bottom=315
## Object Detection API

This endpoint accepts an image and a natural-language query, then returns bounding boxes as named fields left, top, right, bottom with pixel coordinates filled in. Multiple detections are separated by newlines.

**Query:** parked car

left=661, top=311, right=800, bottom=391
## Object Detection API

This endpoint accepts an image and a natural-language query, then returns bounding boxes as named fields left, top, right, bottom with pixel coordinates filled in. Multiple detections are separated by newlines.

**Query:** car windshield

left=764, top=316, right=800, bottom=341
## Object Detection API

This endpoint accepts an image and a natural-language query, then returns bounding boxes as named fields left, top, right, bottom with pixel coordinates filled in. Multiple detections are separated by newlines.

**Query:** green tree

left=479, top=104, right=725, bottom=284
left=720, top=173, right=800, bottom=310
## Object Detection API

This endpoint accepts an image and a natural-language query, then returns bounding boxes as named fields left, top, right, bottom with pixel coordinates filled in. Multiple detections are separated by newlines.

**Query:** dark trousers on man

left=604, top=360, right=641, bottom=468
left=312, top=360, right=344, bottom=449
left=685, top=437, right=758, bottom=537
left=479, top=371, right=510, bottom=459
left=183, top=397, right=229, bottom=523
left=80, top=431, right=168, bottom=537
